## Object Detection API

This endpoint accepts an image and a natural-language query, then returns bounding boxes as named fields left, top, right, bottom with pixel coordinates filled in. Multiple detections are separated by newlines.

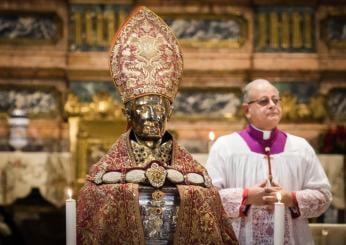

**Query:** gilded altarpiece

left=255, top=6, right=315, bottom=52
left=68, top=4, right=248, bottom=51
left=69, top=3, right=132, bottom=51
left=65, top=81, right=126, bottom=185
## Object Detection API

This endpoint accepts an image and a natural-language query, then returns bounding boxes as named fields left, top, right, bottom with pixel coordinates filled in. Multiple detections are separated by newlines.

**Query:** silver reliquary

left=139, top=186, right=179, bottom=245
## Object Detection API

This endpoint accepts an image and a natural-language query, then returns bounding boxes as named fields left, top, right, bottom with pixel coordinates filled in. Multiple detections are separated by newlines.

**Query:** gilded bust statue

left=77, top=6, right=238, bottom=245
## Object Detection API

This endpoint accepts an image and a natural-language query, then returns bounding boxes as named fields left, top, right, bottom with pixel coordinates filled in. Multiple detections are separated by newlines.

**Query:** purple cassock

left=238, top=124, right=287, bottom=154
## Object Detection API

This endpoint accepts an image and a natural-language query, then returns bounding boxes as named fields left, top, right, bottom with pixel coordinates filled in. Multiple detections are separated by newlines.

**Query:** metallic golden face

left=125, top=95, right=172, bottom=142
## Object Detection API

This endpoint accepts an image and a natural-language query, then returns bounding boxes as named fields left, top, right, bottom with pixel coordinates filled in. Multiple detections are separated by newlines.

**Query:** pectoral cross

left=264, top=146, right=273, bottom=186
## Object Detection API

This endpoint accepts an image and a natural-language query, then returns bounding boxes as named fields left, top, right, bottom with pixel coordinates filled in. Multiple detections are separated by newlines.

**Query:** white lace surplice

left=206, top=133, right=332, bottom=245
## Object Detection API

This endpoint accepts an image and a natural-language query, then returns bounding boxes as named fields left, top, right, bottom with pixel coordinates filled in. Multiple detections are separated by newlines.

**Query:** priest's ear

left=242, top=103, right=251, bottom=120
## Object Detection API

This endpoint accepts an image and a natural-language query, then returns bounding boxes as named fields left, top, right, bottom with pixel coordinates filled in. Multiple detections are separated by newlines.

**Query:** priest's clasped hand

left=246, top=180, right=268, bottom=206
left=262, top=181, right=294, bottom=207
left=247, top=180, right=294, bottom=207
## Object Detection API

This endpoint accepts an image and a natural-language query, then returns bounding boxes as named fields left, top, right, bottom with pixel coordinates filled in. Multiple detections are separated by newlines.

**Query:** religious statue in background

left=77, top=6, right=237, bottom=245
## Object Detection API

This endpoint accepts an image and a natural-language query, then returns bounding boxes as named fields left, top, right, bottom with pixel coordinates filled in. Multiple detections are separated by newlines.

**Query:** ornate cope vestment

left=77, top=6, right=237, bottom=244
left=77, top=130, right=238, bottom=244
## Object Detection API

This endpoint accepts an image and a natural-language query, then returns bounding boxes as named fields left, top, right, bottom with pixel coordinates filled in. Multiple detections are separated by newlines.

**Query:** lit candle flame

left=208, top=131, right=215, bottom=141
left=67, top=188, right=73, bottom=200
left=98, top=101, right=107, bottom=112
left=276, top=192, right=282, bottom=202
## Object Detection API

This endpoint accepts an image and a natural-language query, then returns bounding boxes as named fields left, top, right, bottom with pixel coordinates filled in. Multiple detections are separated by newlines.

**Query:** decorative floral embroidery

left=78, top=131, right=238, bottom=244
left=77, top=183, right=144, bottom=244
left=220, top=188, right=243, bottom=217
left=233, top=207, right=292, bottom=245
left=220, top=187, right=298, bottom=245
left=174, top=186, right=238, bottom=244
left=252, top=208, right=292, bottom=245
left=110, top=7, right=183, bottom=103
left=296, top=189, right=332, bottom=218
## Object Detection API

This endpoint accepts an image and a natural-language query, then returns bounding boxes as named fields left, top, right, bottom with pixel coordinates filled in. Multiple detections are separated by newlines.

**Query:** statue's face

left=125, top=95, right=172, bottom=141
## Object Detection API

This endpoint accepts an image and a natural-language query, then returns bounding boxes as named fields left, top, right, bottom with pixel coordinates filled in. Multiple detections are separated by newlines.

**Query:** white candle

left=274, top=192, right=285, bottom=245
left=208, top=131, right=216, bottom=152
left=66, top=188, right=76, bottom=245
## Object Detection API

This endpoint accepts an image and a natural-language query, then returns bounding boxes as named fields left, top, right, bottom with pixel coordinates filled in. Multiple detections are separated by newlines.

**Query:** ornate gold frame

left=73, top=119, right=127, bottom=188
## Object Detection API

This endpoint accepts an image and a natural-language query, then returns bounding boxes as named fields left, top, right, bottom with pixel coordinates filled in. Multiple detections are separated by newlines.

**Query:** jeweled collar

left=130, top=139, right=172, bottom=167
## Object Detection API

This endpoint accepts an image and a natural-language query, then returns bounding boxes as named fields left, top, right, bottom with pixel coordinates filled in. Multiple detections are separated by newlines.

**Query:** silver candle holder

left=8, top=109, right=29, bottom=151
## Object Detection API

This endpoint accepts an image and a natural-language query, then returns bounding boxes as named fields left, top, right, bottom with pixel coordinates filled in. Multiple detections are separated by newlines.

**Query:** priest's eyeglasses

left=247, top=96, right=281, bottom=106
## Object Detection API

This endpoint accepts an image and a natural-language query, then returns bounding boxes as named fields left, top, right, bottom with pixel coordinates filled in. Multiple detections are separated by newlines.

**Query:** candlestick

left=66, top=188, right=76, bottom=245
left=274, top=192, right=284, bottom=245
left=208, top=131, right=215, bottom=152
left=264, top=146, right=273, bottom=185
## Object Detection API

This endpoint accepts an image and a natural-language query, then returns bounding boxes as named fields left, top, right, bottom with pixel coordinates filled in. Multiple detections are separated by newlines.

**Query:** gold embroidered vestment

left=77, top=131, right=237, bottom=244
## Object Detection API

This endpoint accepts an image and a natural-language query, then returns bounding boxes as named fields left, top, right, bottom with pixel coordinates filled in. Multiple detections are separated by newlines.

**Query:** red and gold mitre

left=109, top=6, right=183, bottom=104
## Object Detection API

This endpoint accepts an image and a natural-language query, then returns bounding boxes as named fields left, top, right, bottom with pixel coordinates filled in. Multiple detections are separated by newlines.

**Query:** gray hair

left=242, top=79, right=279, bottom=103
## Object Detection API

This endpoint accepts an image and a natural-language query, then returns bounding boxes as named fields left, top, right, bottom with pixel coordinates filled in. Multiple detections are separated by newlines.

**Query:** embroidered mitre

left=109, top=6, right=183, bottom=103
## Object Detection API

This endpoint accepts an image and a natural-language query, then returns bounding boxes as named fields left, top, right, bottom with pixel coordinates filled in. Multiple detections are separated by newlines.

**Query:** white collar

left=251, top=124, right=271, bottom=140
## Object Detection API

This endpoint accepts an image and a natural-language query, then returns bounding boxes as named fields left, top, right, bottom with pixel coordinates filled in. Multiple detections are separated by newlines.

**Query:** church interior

left=0, top=0, right=345, bottom=244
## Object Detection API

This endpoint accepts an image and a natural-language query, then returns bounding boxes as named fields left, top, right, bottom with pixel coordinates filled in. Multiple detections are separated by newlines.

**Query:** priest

left=77, top=6, right=238, bottom=245
left=206, top=79, right=332, bottom=245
